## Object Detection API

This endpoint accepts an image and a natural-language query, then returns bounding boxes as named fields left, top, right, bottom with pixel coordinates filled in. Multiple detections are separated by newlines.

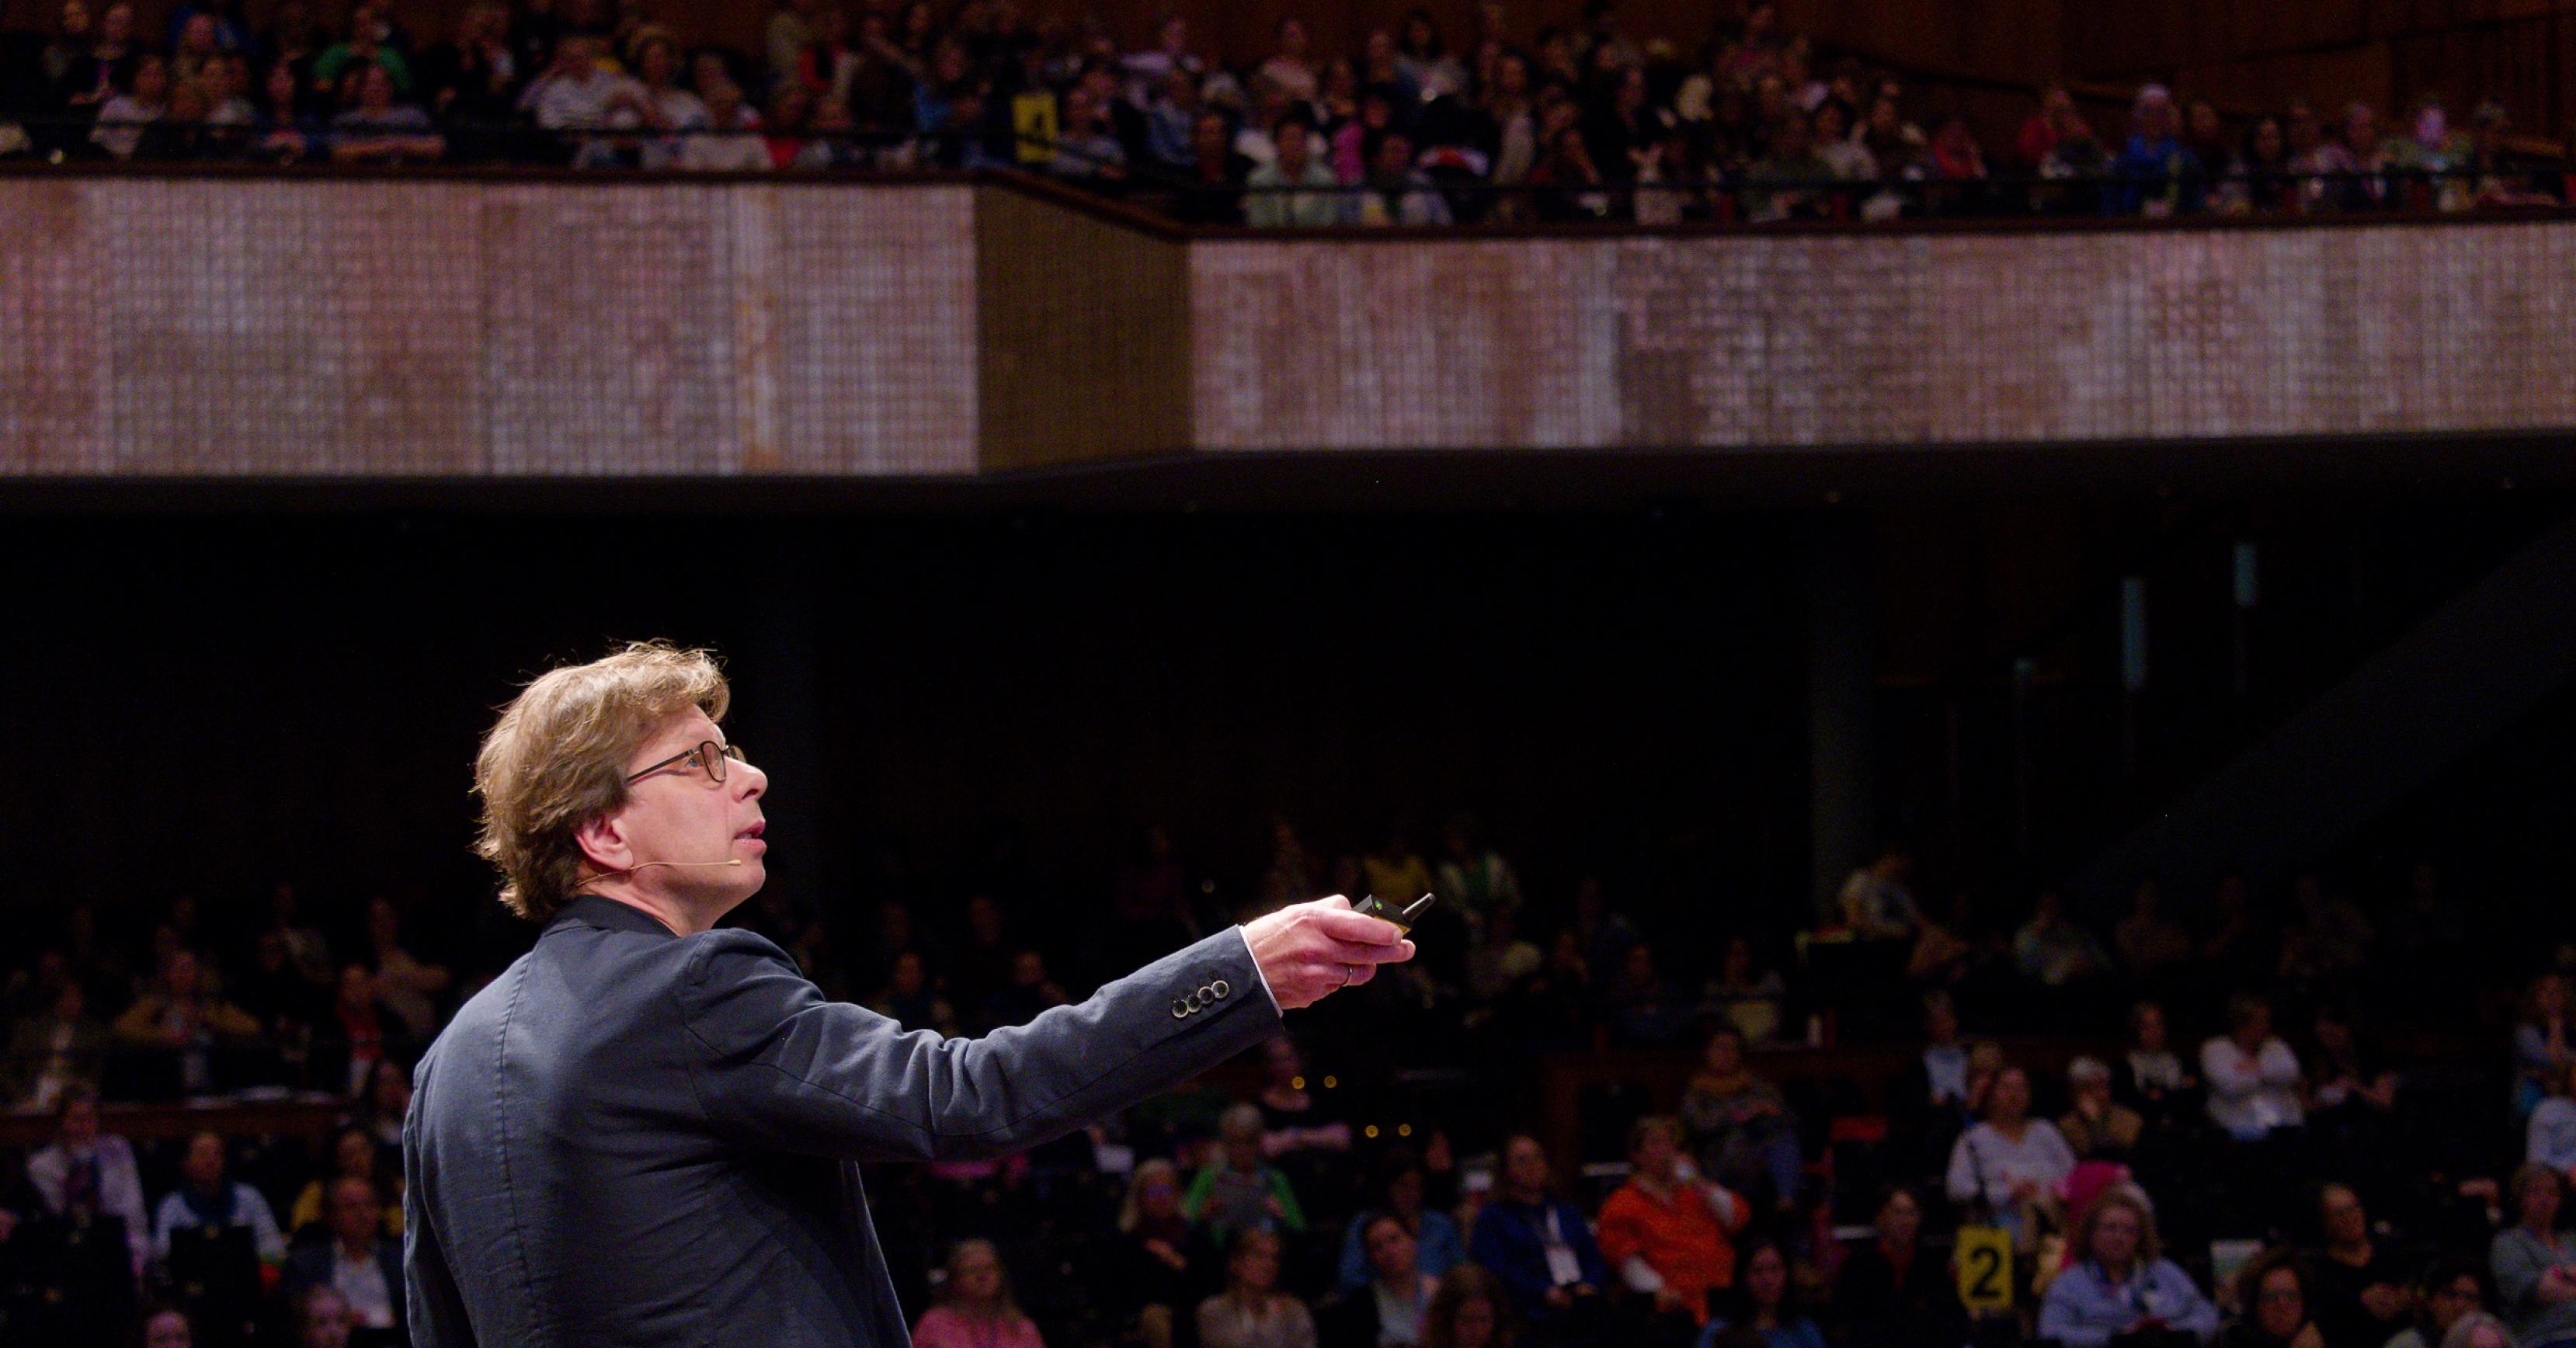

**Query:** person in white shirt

left=286, top=1176, right=402, bottom=1336
left=25, top=1083, right=152, bottom=1275
left=1945, top=1065, right=2076, bottom=1246
left=154, top=1130, right=287, bottom=1266
left=677, top=78, right=768, bottom=172
left=2201, top=993, right=2305, bottom=1141
left=2529, top=1062, right=2576, bottom=1176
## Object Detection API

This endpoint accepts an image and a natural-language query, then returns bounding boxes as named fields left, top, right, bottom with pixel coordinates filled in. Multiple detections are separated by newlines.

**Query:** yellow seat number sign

left=1955, top=1225, right=2014, bottom=1315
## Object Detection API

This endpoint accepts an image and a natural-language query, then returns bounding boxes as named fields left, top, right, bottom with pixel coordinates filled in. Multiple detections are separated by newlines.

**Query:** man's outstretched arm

left=680, top=896, right=1412, bottom=1163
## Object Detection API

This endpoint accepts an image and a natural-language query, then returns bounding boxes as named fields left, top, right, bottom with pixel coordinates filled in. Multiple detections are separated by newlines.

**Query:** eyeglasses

left=625, top=740, right=746, bottom=787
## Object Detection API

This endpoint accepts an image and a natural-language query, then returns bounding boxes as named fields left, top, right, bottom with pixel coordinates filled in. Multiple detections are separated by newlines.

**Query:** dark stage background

left=0, top=509, right=1808, bottom=970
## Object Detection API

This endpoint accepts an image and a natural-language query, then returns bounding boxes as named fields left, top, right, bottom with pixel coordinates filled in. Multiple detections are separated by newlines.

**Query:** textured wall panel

left=0, top=178, right=979, bottom=476
left=1187, top=223, right=2576, bottom=452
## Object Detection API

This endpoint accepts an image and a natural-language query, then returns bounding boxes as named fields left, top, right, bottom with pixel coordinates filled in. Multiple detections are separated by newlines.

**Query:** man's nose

left=736, top=762, right=768, bottom=799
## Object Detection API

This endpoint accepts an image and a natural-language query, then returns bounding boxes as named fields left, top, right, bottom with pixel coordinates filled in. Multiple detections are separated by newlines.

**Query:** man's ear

left=574, top=811, right=631, bottom=877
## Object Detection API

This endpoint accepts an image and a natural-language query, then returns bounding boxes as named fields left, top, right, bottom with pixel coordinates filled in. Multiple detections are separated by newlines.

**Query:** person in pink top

left=913, top=1239, right=1046, bottom=1348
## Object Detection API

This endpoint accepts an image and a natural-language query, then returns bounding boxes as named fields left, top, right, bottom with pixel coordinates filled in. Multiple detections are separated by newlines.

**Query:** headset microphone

left=617, top=860, right=744, bottom=872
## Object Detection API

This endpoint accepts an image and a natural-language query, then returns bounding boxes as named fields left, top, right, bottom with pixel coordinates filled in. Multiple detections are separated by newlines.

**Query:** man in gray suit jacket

left=404, top=642, right=1413, bottom=1347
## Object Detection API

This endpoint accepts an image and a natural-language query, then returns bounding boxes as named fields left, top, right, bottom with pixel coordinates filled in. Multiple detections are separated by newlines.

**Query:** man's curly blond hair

left=474, top=641, right=729, bottom=923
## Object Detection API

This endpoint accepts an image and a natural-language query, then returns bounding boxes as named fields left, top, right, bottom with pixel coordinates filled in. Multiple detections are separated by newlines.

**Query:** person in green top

left=311, top=0, right=413, bottom=96
left=1184, top=1102, right=1308, bottom=1242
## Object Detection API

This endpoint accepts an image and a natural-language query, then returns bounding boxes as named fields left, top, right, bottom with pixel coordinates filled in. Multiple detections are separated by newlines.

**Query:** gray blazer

left=404, top=894, right=1278, bottom=1347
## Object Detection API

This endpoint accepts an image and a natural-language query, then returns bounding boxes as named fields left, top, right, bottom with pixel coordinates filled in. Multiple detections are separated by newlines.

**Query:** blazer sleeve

left=678, top=925, right=1282, bottom=1162
left=402, top=1068, right=478, bottom=1348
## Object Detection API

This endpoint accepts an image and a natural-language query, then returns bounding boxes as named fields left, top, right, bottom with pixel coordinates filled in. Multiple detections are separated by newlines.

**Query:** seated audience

left=283, top=1175, right=405, bottom=1342
left=1117, top=1159, right=1210, bottom=1348
left=1827, top=1185, right=1966, bottom=1348
left=914, top=1239, right=1045, bottom=1348
left=113, top=948, right=260, bottom=1096
left=1423, top=1265, right=1517, bottom=1348
left=2205, top=994, right=2306, bottom=1141
left=2, top=979, right=107, bottom=1110
left=1186, top=1102, right=1309, bottom=1242
left=287, top=1127, right=402, bottom=1240
left=151, top=1130, right=287, bottom=1265
left=1338, top=1148, right=1466, bottom=1292
left=2011, top=888, right=2108, bottom=987
left=2515, top=975, right=2574, bottom=1120
left=1681, top=1026, right=1805, bottom=1211
left=1704, top=936, right=1788, bottom=1046
left=2115, top=877, right=2195, bottom=981
left=2227, top=1249, right=2326, bottom=1348
left=867, top=949, right=958, bottom=1037
left=1199, top=1228, right=1319, bottom=1348
left=293, top=1284, right=355, bottom=1348
left=1695, top=1238, right=1827, bottom=1348
left=26, top=1081, right=152, bottom=1274
left=2122, top=999, right=2200, bottom=1129
left=2310, top=1182, right=2414, bottom=1347
left=1596, top=1114, right=1749, bottom=1330
left=2493, top=1162, right=2576, bottom=1347
left=1469, top=1134, right=1609, bottom=1332
left=2060, top=1056, right=2146, bottom=1164
left=1945, top=1065, right=2076, bottom=1246
left=1838, top=845, right=1920, bottom=941
left=1890, top=991, right=1975, bottom=1175
left=1259, top=1036, right=1355, bottom=1158
left=2036, top=1186, right=2220, bottom=1346
left=1323, top=1211, right=1439, bottom=1348
left=2530, top=1062, right=2576, bottom=1176
left=2383, top=1257, right=2491, bottom=1348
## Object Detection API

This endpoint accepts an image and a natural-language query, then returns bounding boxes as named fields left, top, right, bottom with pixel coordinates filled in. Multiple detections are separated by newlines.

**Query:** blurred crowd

left=2, top=808, right=2571, bottom=1348
left=0, top=0, right=2567, bottom=224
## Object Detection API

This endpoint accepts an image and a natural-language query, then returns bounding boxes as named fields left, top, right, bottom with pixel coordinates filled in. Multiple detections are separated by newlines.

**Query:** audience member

left=3, top=978, right=107, bottom=1110
left=1705, top=936, right=1788, bottom=1047
left=2227, top=1249, right=2326, bottom=1348
left=1596, top=1114, right=1749, bottom=1330
left=2122, top=999, right=2200, bottom=1129
left=2036, top=1185, right=2220, bottom=1346
left=2491, top=1162, right=2576, bottom=1347
left=2115, top=878, right=2195, bottom=981
left=2384, top=1258, right=2492, bottom=1348
left=1469, top=1134, right=1609, bottom=1332
left=1681, top=1026, right=1805, bottom=1211
left=915, top=1238, right=1047, bottom=1348
left=1323, top=1211, right=1439, bottom=1347
left=1695, top=1238, right=1827, bottom=1348
left=1423, top=1265, right=1518, bottom=1348
left=1337, top=1148, right=1466, bottom=1291
left=26, top=1081, right=152, bottom=1273
left=2309, top=1181, right=2415, bottom=1346
left=2204, top=994, right=2306, bottom=1141
left=2060, top=1056, right=2146, bottom=1164
left=283, top=1175, right=405, bottom=1341
left=1118, top=1158, right=1209, bottom=1348
left=2011, top=888, right=2108, bottom=988
left=287, top=1127, right=398, bottom=1239
left=1200, top=1228, right=1320, bottom=1348
left=2517, top=975, right=2574, bottom=1119
left=1827, top=1186, right=1965, bottom=1348
left=151, top=1129, right=287, bottom=1265
left=1945, top=1065, right=2075, bottom=1246
left=1186, top=1102, right=1309, bottom=1242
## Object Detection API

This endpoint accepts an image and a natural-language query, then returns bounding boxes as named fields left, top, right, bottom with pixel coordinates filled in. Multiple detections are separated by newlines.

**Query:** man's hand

left=1243, top=895, right=1417, bottom=1010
